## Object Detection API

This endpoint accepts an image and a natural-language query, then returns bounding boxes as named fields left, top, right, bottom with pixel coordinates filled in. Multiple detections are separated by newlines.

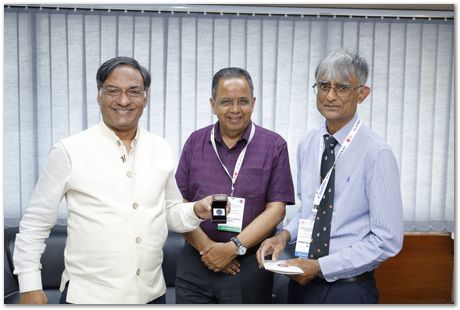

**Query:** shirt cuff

left=317, top=255, right=345, bottom=282
left=18, top=271, right=43, bottom=293
left=185, top=202, right=204, bottom=226
left=283, top=225, right=298, bottom=244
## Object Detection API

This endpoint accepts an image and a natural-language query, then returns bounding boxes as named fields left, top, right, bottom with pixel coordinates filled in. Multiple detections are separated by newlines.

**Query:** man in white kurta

left=13, top=57, right=215, bottom=304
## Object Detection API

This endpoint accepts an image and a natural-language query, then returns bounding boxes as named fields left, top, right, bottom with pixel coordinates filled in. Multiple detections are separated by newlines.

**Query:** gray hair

left=211, top=67, right=254, bottom=98
left=315, top=49, right=369, bottom=85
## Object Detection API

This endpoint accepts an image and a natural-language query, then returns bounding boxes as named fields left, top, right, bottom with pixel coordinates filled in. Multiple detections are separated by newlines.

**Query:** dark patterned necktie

left=308, top=134, right=338, bottom=259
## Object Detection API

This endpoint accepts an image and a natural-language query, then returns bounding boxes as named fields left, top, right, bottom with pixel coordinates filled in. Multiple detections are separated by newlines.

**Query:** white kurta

left=13, top=121, right=202, bottom=304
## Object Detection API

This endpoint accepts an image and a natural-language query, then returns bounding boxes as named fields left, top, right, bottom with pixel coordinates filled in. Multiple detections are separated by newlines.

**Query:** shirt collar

left=98, top=120, right=140, bottom=148
left=212, top=121, right=253, bottom=145
left=321, top=113, right=359, bottom=146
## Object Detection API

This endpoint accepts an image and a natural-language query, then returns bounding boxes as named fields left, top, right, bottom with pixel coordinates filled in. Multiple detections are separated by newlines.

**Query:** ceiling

left=239, top=4, right=454, bottom=11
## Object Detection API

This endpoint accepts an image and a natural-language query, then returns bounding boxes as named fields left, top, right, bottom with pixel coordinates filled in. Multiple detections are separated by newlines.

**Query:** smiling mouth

left=113, top=108, right=134, bottom=113
left=227, top=116, right=243, bottom=122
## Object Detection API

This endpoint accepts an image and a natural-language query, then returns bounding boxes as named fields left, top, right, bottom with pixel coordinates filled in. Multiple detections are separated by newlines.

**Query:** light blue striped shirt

left=285, top=114, right=404, bottom=282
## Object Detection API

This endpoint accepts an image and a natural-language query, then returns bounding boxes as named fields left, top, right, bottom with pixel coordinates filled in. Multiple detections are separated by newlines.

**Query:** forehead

left=104, top=65, right=143, bottom=85
left=215, top=77, right=251, bottom=96
left=318, top=74, right=358, bottom=85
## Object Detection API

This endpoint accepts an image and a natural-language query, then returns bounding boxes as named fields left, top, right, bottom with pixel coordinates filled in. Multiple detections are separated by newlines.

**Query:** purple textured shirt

left=175, top=122, right=295, bottom=242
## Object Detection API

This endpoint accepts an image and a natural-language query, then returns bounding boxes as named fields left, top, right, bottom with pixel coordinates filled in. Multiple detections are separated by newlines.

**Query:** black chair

left=4, top=226, right=184, bottom=304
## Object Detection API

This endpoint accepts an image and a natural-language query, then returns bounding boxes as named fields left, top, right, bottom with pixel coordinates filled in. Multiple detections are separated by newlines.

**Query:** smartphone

left=211, top=194, right=228, bottom=223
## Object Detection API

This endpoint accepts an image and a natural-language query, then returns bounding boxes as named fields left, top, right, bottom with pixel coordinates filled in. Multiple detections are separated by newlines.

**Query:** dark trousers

left=59, top=281, right=166, bottom=304
left=287, top=275, right=379, bottom=304
left=175, top=242, right=274, bottom=304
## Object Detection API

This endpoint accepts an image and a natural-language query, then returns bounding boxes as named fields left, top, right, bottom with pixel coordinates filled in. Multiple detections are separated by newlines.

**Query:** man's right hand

left=19, top=289, right=48, bottom=304
left=256, top=229, right=290, bottom=268
left=193, top=195, right=231, bottom=221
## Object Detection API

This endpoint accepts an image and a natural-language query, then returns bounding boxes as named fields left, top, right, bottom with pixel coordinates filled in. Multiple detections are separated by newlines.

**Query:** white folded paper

left=263, top=260, right=303, bottom=275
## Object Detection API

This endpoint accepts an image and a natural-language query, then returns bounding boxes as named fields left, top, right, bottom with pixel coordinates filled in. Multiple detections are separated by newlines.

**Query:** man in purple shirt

left=175, top=67, right=295, bottom=303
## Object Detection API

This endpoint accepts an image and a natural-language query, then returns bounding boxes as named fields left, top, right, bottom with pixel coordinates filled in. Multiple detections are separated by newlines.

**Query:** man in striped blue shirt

left=256, top=49, right=404, bottom=303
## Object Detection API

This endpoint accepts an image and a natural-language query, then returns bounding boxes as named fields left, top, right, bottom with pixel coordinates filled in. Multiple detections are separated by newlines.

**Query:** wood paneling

left=376, top=234, right=454, bottom=304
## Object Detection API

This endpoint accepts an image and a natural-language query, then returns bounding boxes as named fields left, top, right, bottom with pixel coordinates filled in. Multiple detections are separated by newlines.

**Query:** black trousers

left=287, top=273, right=379, bottom=304
left=175, top=242, right=274, bottom=304
left=59, top=281, right=166, bottom=304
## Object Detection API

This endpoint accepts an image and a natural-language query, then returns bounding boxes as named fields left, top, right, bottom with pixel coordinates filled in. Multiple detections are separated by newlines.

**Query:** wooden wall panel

left=375, top=234, right=454, bottom=304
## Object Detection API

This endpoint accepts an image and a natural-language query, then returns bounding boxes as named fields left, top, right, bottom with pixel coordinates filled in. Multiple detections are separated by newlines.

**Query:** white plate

left=263, top=260, right=303, bottom=275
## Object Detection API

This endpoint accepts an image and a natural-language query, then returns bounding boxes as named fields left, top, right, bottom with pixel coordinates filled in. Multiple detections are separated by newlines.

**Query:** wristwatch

left=230, top=237, right=247, bottom=255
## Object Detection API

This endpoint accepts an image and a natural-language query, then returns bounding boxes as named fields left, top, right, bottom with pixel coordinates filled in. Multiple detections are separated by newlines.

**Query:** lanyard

left=210, top=122, right=256, bottom=197
left=312, top=119, right=361, bottom=207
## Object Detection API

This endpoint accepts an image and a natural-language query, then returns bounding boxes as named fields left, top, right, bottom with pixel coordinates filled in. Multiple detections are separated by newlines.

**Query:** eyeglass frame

left=213, top=97, right=253, bottom=108
left=99, top=86, right=147, bottom=100
left=312, top=81, right=364, bottom=98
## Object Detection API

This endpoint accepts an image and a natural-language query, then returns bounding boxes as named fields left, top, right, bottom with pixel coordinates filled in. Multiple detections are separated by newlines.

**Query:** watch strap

left=231, top=236, right=242, bottom=248
left=231, top=237, right=247, bottom=255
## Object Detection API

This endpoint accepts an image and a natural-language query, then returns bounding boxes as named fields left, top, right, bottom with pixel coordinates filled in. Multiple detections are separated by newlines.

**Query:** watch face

left=238, top=246, right=247, bottom=255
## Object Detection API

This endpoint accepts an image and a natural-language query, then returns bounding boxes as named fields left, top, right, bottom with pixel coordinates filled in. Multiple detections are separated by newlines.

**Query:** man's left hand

left=200, top=242, right=236, bottom=272
left=286, top=258, right=320, bottom=286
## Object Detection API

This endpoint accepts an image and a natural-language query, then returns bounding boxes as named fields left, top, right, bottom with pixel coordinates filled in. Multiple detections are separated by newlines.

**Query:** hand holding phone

left=211, top=194, right=228, bottom=223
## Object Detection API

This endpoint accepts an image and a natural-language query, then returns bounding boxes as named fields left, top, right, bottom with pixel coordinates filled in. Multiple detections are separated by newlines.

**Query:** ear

left=97, top=94, right=102, bottom=105
left=210, top=97, right=217, bottom=115
left=357, top=86, right=370, bottom=104
left=142, top=91, right=149, bottom=108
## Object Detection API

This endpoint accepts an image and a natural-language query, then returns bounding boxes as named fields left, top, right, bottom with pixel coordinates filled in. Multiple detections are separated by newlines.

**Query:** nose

left=230, top=100, right=240, bottom=113
left=118, top=92, right=131, bottom=106
left=325, top=87, right=339, bottom=100
left=229, top=99, right=241, bottom=112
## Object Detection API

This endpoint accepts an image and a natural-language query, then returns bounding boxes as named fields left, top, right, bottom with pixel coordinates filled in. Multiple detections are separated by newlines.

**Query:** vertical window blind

left=3, top=6, right=454, bottom=232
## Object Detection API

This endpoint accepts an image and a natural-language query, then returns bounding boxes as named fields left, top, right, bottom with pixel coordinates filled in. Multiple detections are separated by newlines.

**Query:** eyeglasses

left=312, top=82, right=363, bottom=98
left=215, top=98, right=252, bottom=108
left=100, top=87, right=146, bottom=100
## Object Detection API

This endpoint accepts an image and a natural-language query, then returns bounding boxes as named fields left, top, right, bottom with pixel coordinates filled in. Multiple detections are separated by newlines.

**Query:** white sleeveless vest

left=58, top=122, right=198, bottom=303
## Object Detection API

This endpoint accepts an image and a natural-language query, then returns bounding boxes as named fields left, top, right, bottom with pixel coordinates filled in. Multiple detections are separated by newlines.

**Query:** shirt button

left=136, top=269, right=141, bottom=276
left=117, top=141, right=121, bottom=146
left=126, top=171, right=134, bottom=177
left=135, top=237, right=142, bottom=244
left=132, top=202, right=139, bottom=209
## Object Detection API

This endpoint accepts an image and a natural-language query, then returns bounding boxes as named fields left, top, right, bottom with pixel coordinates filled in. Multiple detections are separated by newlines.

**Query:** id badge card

left=294, top=218, right=314, bottom=258
left=217, top=197, right=245, bottom=233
